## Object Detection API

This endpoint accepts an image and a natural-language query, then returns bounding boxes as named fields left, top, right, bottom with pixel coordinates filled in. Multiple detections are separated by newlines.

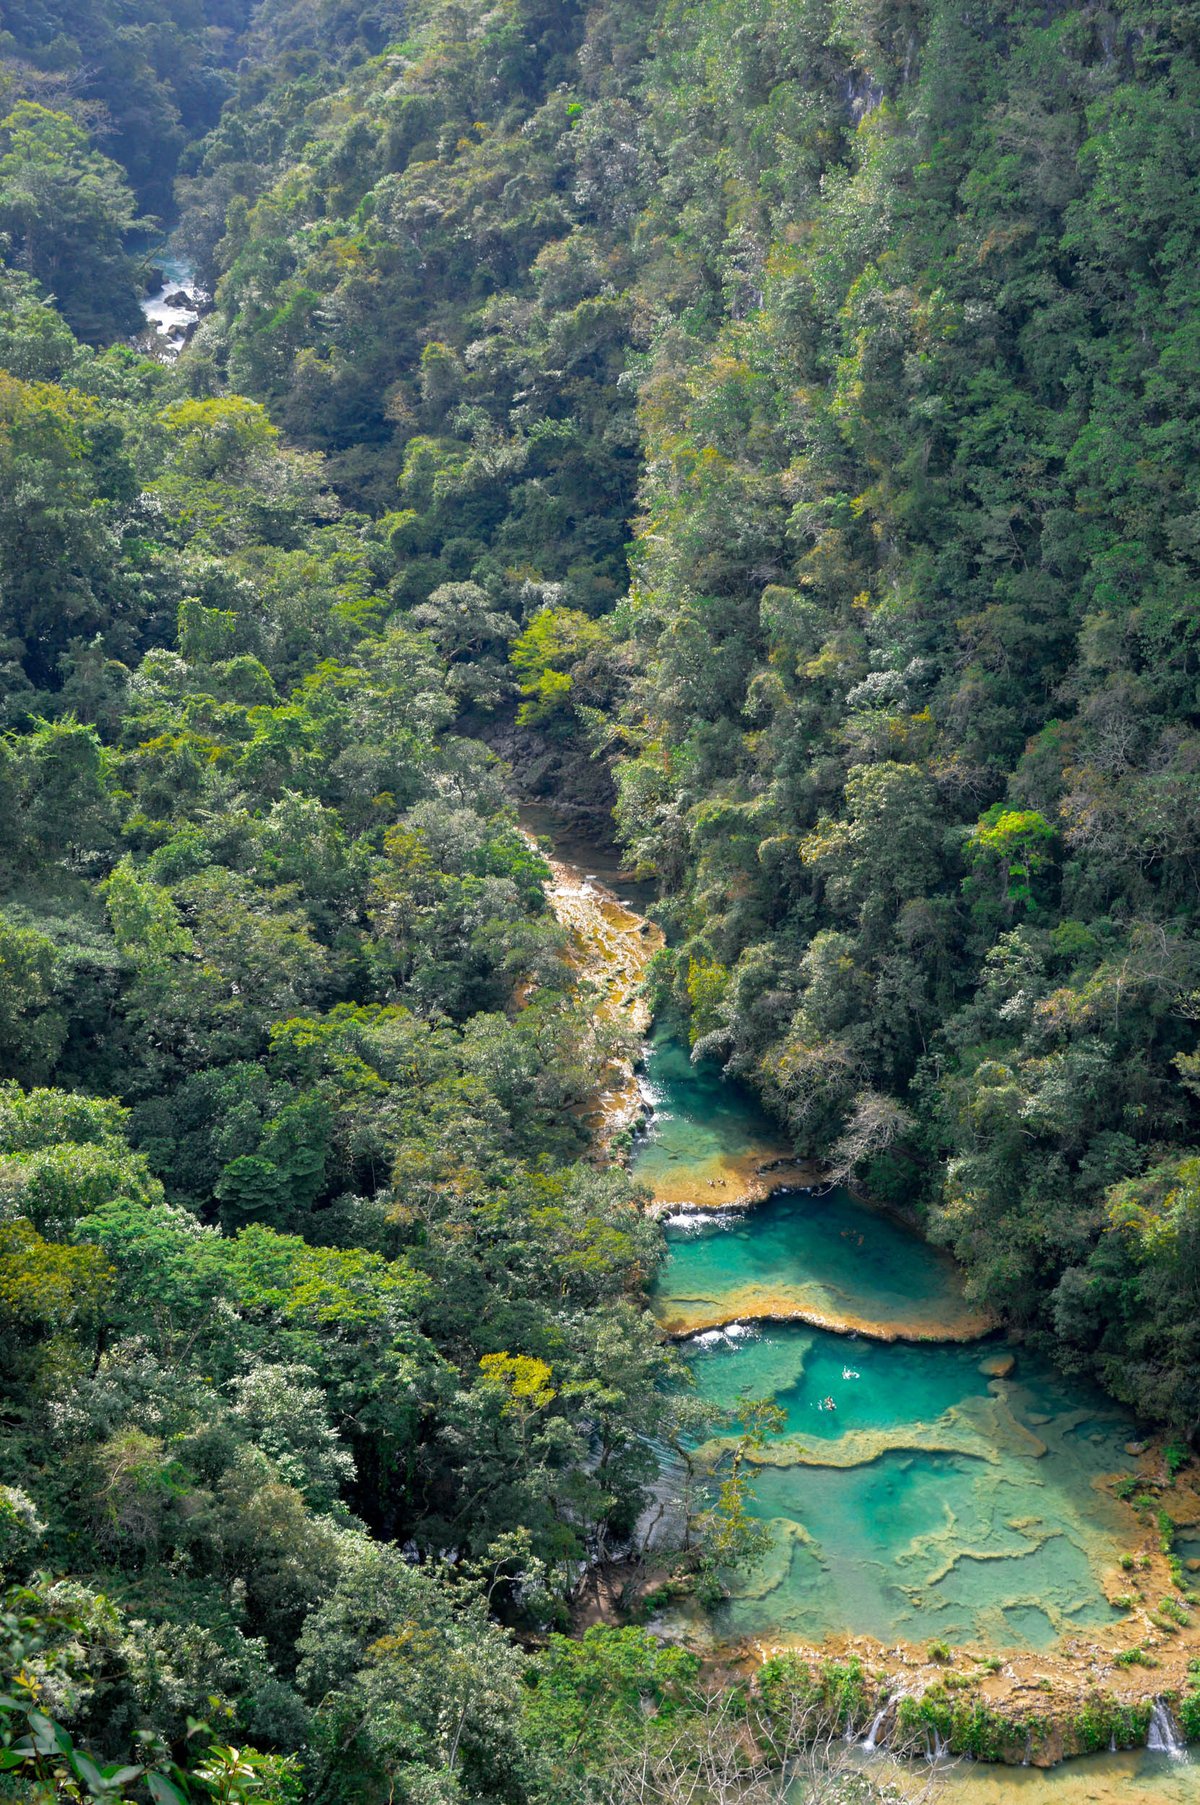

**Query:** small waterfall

left=860, top=1698, right=890, bottom=1753
left=924, top=1728, right=949, bottom=1763
left=1147, top=1698, right=1187, bottom=1761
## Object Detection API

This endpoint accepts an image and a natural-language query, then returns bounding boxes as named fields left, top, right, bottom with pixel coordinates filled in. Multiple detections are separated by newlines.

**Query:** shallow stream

left=926, top=1746, right=1195, bottom=1801
left=805, top=1744, right=1195, bottom=1802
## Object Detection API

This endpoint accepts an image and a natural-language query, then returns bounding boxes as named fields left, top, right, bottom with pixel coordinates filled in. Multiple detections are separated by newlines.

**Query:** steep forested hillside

left=2, top=0, right=1200, bottom=1798
left=613, top=0, right=1200, bottom=1437
left=176, top=0, right=1200, bottom=1431
left=0, top=9, right=696, bottom=1794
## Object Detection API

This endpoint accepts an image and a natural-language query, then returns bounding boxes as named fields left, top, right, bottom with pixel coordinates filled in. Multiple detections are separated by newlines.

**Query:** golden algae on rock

left=693, top=1417, right=999, bottom=1473
left=654, top=1283, right=994, bottom=1343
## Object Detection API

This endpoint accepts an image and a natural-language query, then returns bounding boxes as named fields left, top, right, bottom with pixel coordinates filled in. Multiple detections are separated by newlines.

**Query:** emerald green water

left=678, top=1316, right=1132, bottom=1650
left=514, top=811, right=1167, bottom=1784
left=652, top=1189, right=990, bottom=1339
left=521, top=813, right=1142, bottom=1662
left=635, top=1029, right=797, bottom=1205
left=636, top=1039, right=1138, bottom=1655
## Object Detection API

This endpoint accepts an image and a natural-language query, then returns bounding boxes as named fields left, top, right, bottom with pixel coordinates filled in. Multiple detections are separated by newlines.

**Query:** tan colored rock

left=517, top=829, right=664, bottom=1146
left=655, top=1276, right=995, bottom=1343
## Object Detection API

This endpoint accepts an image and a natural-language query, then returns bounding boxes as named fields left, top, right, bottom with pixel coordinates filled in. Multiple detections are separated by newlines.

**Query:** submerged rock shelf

left=660, top=1313, right=1138, bottom=1653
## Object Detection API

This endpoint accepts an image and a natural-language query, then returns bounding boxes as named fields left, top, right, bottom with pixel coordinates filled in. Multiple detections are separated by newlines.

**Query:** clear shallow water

left=651, top=1189, right=989, bottom=1340
left=861, top=1747, right=1194, bottom=1802
left=635, top=1038, right=1138, bottom=1654
left=519, top=812, right=1163, bottom=1781
left=518, top=805, right=657, bottom=911
left=634, top=1028, right=796, bottom=1205
left=678, top=1316, right=1133, bottom=1650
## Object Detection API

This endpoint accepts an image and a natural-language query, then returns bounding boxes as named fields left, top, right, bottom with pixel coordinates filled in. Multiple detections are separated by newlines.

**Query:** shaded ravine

left=524, top=805, right=1200, bottom=1769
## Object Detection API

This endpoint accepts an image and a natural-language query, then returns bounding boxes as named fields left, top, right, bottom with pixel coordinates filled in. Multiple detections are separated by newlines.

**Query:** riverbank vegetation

left=2, top=0, right=1200, bottom=1797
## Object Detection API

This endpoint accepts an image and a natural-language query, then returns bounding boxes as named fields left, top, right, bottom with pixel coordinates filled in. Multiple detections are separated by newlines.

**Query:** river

left=523, top=803, right=1199, bottom=1785
left=644, top=1116, right=1138, bottom=1656
left=138, top=252, right=206, bottom=358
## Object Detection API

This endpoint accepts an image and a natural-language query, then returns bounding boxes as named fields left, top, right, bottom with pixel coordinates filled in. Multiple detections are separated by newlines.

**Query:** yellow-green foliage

left=478, top=1353, right=557, bottom=1414
left=0, top=1220, right=114, bottom=1326
left=511, top=608, right=603, bottom=725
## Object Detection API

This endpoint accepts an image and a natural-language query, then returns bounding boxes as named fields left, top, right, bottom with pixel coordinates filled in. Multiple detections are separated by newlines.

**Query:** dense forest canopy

left=1, top=0, right=1200, bottom=1799
left=173, top=0, right=1200, bottom=1431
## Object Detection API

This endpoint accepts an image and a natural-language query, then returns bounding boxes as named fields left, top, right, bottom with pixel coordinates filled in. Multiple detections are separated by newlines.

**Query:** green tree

left=0, top=914, right=65, bottom=1082
left=296, top=1541, right=529, bottom=1805
left=0, top=103, right=145, bottom=342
